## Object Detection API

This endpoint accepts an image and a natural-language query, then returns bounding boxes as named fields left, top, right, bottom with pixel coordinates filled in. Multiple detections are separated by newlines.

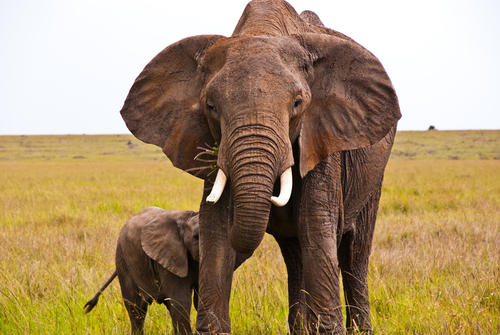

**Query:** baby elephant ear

left=120, top=35, right=225, bottom=179
left=141, top=212, right=189, bottom=278
left=295, top=33, right=401, bottom=177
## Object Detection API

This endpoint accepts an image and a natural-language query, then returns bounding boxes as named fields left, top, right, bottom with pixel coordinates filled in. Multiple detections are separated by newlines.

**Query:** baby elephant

left=84, top=207, right=200, bottom=335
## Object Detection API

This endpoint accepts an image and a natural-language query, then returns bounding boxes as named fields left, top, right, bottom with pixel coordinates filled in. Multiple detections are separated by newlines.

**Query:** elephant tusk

left=206, top=169, right=227, bottom=204
left=271, top=167, right=293, bottom=207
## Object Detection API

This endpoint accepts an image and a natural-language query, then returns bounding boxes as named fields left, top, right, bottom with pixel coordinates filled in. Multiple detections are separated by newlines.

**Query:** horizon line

left=1, top=129, right=499, bottom=136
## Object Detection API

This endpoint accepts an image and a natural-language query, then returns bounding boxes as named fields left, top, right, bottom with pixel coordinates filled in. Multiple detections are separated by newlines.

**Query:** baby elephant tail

left=84, top=270, right=117, bottom=313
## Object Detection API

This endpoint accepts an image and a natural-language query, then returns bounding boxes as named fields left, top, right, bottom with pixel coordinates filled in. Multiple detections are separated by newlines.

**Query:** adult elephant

left=120, top=0, right=400, bottom=333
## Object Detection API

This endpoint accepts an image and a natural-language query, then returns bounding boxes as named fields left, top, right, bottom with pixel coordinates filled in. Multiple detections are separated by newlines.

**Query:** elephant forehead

left=204, top=41, right=305, bottom=98
left=207, top=68, right=299, bottom=106
left=202, top=36, right=309, bottom=75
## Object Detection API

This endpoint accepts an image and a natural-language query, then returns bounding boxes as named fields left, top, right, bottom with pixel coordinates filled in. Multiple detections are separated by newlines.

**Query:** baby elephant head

left=181, top=214, right=200, bottom=263
left=141, top=209, right=199, bottom=278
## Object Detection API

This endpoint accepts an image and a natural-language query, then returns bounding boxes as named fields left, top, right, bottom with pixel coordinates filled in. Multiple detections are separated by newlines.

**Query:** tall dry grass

left=0, top=132, right=499, bottom=334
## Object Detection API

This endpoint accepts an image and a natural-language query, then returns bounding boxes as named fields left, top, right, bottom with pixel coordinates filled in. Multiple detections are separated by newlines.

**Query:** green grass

left=0, top=131, right=499, bottom=334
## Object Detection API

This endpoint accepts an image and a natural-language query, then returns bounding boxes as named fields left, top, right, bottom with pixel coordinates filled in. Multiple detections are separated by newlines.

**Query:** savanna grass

left=0, top=131, right=499, bottom=334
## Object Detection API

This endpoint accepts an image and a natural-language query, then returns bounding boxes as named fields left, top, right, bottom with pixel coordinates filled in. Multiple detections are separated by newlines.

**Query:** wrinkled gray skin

left=84, top=207, right=200, bottom=335
left=119, top=1, right=401, bottom=334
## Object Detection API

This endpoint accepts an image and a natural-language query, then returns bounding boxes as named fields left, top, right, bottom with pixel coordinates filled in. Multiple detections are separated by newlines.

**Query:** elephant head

left=121, top=0, right=400, bottom=254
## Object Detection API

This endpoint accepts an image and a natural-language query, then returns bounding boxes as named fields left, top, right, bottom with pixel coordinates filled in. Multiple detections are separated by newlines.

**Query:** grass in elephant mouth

left=0, top=131, right=499, bottom=334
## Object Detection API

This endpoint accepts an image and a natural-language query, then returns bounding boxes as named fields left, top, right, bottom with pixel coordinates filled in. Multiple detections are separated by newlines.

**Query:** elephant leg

left=298, top=153, right=345, bottom=334
left=275, top=236, right=306, bottom=334
left=196, top=181, right=236, bottom=334
left=163, top=273, right=194, bottom=335
left=165, top=297, right=192, bottom=335
left=117, top=271, right=150, bottom=335
left=338, top=188, right=381, bottom=334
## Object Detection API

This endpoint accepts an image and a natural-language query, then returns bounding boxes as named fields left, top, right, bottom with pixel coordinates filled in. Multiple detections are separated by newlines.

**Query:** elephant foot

left=196, top=308, right=231, bottom=335
left=308, top=314, right=345, bottom=335
left=346, top=326, right=373, bottom=335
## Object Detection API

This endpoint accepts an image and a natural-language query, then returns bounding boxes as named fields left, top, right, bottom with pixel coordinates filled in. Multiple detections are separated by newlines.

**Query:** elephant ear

left=296, top=33, right=401, bottom=177
left=120, top=35, right=225, bottom=179
left=141, top=213, right=188, bottom=278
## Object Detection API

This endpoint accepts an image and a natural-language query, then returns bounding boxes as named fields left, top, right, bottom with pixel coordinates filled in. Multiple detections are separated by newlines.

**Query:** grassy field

left=0, top=130, right=499, bottom=334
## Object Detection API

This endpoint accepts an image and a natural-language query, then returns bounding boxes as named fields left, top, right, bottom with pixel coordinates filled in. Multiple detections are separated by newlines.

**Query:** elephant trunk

left=230, top=170, right=274, bottom=254
left=225, top=124, right=284, bottom=254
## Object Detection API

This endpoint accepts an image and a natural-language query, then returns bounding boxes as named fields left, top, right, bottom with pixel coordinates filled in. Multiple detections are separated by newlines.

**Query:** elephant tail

left=83, top=270, right=117, bottom=313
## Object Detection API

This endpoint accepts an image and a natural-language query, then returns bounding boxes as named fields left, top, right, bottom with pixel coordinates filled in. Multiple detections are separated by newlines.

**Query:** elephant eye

left=294, top=98, right=303, bottom=108
left=206, top=101, right=216, bottom=112
left=206, top=100, right=220, bottom=119
left=291, top=96, right=304, bottom=118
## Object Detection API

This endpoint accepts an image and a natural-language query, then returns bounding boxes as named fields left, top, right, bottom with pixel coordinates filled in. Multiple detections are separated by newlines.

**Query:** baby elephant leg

left=117, top=270, right=150, bottom=335
left=162, top=271, right=193, bottom=335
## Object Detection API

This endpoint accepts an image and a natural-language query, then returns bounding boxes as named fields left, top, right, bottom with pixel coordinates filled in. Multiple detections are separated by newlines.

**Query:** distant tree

left=428, top=125, right=436, bottom=130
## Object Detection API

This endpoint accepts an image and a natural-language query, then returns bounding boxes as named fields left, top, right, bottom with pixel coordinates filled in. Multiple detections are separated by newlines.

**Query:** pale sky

left=1, top=0, right=499, bottom=135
